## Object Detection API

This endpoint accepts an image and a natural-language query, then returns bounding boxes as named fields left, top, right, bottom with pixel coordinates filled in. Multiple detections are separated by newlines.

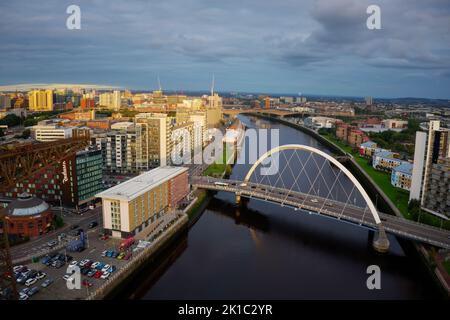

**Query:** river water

left=125, top=115, right=440, bottom=299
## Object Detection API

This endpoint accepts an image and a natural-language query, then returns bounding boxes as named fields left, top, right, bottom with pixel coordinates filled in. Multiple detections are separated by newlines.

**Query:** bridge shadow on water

left=208, top=197, right=413, bottom=267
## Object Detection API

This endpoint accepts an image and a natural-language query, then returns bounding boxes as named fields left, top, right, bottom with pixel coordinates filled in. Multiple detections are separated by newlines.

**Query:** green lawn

left=203, top=144, right=233, bottom=177
left=186, top=191, right=207, bottom=219
left=443, top=260, right=450, bottom=275
left=320, top=133, right=450, bottom=230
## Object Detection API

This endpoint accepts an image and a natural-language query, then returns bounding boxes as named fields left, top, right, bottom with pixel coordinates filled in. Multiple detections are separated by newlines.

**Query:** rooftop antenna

left=157, top=74, right=162, bottom=91
left=210, top=74, right=215, bottom=96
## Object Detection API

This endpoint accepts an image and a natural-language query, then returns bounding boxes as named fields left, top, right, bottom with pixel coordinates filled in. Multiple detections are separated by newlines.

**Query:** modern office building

left=28, top=89, right=53, bottom=111
left=72, top=149, right=103, bottom=207
left=96, top=166, right=189, bottom=238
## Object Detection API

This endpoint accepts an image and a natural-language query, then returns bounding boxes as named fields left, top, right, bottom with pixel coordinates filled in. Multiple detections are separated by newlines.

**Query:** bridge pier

left=372, top=225, right=390, bottom=253
left=236, top=193, right=241, bottom=205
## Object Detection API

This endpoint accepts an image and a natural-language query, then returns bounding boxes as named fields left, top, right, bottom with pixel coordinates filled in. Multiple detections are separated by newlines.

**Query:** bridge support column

left=372, top=225, right=390, bottom=253
left=236, top=193, right=241, bottom=205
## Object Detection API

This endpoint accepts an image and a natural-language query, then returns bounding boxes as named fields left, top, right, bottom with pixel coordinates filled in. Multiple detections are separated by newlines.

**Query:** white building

left=304, top=116, right=339, bottom=129
left=31, top=124, right=74, bottom=142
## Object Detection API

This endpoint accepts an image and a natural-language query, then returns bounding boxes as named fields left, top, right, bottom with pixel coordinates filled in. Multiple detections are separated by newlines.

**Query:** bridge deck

left=191, top=176, right=450, bottom=249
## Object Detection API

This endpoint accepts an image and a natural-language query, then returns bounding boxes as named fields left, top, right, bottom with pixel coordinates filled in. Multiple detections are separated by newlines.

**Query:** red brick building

left=4, top=193, right=53, bottom=238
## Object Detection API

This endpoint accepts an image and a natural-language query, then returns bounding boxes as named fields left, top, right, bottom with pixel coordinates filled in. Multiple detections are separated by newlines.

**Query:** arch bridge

left=191, top=144, right=450, bottom=252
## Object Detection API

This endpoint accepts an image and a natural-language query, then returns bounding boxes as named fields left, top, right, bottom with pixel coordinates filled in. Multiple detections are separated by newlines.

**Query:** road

left=11, top=207, right=102, bottom=262
left=191, top=176, right=450, bottom=249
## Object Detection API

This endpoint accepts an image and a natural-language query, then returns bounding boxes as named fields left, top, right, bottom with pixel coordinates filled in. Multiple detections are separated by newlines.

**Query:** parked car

left=101, top=250, right=108, bottom=257
left=19, top=292, right=29, bottom=300
left=47, top=240, right=58, bottom=248
left=35, top=271, right=46, bottom=280
left=69, top=260, right=78, bottom=267
left=111, top=251, right=119, bottom=258
left=87, top=269, right=96, bottom=277
left=53, top=260, right=65, bottom=268
left=62, top=274, right=72, bottom=281
left=16, top=275, right=27, bottom=284
left=13, top=265, right=24, bottom=273
left=82, top=280, right=93, bottom=287
left=41, top=278, right=53, bottom=288
left=101, top=264, right=111, bottom=273
left=20, top=287, right=30, bottom=295
left=81, top=268, right=90, bottom=276
left=28, top=287, right=39, bottom=296
left=88, top=221, right=98, bottom=229
left=79, top=259, right=90, bottom=267
left=108, top=265, right=117, bottom=273
left=124, top=252, right=132, bottom=260
left=100, top=272, right=110, bottom=279
left=117, top=252, right=125, bottom=260
left=25, top=278, right=37, bottom=287
left=91, top=261, right=101, bottom=269
left=95, top=262, right=105, bottom=270
left=93, top=271, right=102, bottom=279
left=41, top=256, right=52, bottom=265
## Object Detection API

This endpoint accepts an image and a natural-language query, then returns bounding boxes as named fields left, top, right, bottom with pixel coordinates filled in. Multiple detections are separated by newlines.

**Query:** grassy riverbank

left=203, top=144, right=233, bottom=178
left=320, top=132, right=450, bottom=230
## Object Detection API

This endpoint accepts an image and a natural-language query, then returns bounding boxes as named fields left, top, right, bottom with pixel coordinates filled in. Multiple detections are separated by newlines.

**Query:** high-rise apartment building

left=410, top=121, right=450, bottom=216
left=422, top=157, right=450, bottom=217
left=0, top=94, right=11, bottom=109
left=28, top=89, right=53, bottom=111
left=94, top=122, right=140, bottom=174
left=135, top=113, right=174, bottom=167
left=99, top=90, right=121, bottom=110
left=206, top=93, right=222, bottom=128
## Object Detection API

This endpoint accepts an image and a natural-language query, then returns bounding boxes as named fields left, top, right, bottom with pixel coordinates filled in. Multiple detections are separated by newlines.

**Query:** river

left=121, top=115, right=440, bottom=299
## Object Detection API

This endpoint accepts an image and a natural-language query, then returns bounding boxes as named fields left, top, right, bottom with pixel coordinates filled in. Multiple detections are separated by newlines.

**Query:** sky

left=0, top=0, right=450, bottom=99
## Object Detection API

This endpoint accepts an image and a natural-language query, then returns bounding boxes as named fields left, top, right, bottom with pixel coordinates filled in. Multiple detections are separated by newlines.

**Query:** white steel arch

left=244, top=144, right=382, bottom=225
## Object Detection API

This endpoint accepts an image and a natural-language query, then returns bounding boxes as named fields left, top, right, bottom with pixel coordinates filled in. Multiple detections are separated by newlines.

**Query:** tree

left=408, top=199, right=421, bottom=221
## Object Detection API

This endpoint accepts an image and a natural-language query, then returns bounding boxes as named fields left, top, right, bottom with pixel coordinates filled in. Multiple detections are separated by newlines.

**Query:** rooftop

left=374, top=150, right=398, bottom=159
left=95, top=166, right=188, bottom=201
left=393, top=162, right=413, bottom=175
left=7, top=193, right=50, bottom=216
left=360, top=141, right=377, bottom=148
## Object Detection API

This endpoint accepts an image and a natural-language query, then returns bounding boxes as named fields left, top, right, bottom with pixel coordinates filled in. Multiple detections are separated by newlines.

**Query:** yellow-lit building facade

left=28, top=89, right=53, bottom=111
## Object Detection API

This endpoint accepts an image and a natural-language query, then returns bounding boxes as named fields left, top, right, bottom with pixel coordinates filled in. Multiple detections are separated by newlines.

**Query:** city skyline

left=1, top=0, right=450, bottom=99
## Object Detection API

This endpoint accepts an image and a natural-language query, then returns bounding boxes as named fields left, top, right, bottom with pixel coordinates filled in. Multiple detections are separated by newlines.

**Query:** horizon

left=1, top=1, right=450, bottom=99
left=1, top=82, right=450, bottom=102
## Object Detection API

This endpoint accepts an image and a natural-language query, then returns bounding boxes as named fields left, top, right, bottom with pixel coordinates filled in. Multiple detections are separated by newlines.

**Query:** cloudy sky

left=1, top=0, right=449, bottom=98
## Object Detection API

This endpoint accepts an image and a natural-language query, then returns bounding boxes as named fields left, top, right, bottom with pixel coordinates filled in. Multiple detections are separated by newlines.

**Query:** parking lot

left=14, top=231, right=138, bottom=300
